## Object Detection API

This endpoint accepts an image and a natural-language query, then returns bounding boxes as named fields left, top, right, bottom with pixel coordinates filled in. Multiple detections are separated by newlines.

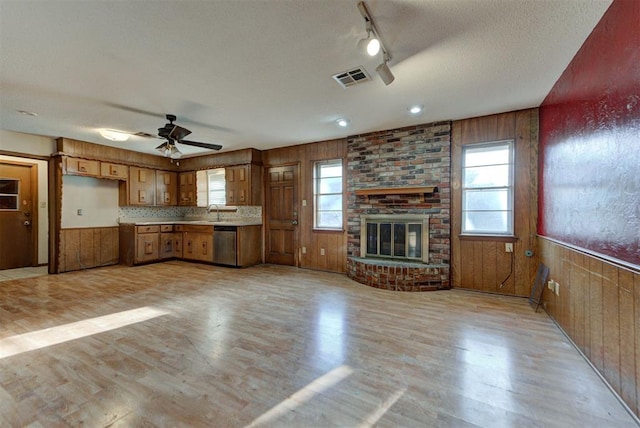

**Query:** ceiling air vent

left=332, top=66, right=371, bottom=88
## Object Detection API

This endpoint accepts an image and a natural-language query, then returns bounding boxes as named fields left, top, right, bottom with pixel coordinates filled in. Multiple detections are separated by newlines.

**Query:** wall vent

left=332, top=67, right=371, bottom=88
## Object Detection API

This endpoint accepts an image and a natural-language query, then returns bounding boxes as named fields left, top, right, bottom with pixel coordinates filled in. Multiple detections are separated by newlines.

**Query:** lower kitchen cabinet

left=120, top=222, right=261, bottom=267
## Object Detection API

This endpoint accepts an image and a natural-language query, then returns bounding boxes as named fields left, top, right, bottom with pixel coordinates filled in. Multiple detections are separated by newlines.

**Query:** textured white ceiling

left=0, top=0, right=612, bottom=157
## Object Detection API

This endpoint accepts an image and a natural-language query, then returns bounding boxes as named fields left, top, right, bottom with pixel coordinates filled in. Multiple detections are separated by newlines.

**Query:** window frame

left=196, top=168, right=226, bottom=207
left=313, top=159, right=344, bottom=231
left=461, top=140, right=515, bottom=236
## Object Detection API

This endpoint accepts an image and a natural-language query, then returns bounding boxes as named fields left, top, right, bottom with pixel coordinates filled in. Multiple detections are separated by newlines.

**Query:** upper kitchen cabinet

left=100, top=162, right=128, bottom=180
left=179, top=171, right=197, bottom=206
left=156, top=170, right=178, bottom=206
left=63, top=157, right=100, bottom=177
left=127, top=166, right=156, bottom=206
left=226, top=164, right=262, bottom=206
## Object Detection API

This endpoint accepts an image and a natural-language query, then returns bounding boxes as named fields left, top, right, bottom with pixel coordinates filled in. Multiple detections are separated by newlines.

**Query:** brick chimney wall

left=346, top=121, right=451, bottom=265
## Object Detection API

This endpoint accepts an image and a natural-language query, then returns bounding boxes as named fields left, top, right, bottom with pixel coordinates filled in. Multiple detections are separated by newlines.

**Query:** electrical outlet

left=320, top=248, right=325, bottom=256
left=505, top=243, right=513, bottom=253
left=302, top=246, right=306, bottom=254
left=77, top=208, right=83, bottom=216
left=555, top=281, right=560, bottom=296
left=548, top=280, right=554, bottom=290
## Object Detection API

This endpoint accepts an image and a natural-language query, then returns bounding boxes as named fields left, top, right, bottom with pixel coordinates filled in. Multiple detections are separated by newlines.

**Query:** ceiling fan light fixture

left=100, top=129, right=130, bottom=142
left=168, top=144, right=182, bottom=159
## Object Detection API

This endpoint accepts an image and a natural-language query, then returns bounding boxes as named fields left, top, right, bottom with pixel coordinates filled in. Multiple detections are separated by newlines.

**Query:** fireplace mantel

left=354, top=186, right=438, bottom=202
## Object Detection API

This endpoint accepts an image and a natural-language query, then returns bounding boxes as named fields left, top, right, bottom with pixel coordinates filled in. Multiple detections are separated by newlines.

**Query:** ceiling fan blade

left=168, top=124, right=191, bottom=140
left=155, top=141, right=169, bottom=150
left=178, top=140, right=223, bottom=151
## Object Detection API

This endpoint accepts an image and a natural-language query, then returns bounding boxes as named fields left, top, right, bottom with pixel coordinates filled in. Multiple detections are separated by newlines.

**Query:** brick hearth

left=347, top=257, right=450, bottom=291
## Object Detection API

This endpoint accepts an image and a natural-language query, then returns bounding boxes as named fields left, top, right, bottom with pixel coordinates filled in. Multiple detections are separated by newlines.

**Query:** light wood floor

left=0, top=261, right=636, bottom=427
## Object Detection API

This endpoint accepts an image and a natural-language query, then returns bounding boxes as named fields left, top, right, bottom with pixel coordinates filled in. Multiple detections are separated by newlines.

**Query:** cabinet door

left=174, top=233, right=183, bottom=258
left=129, top=167, right=156, bottom=205
left=100, top=163, right=128, bottom=180
left=179, top=172, right=196, bottom=206
left=159, top=232, right=174, bottom=259
left=195, top=234, right=214, bottom=262
left=64, top=158, right=100, bottom=177
left=156, top=170, right=178, bottom=206
left=135, top=233, right=159, bottom=263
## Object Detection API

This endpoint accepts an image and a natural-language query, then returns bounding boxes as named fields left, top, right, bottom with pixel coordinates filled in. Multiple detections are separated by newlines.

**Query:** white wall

left=0, top=129, right=54, bottom=265
left=61, top=176, right=120, bottom=228
left=0, top=129, right=55, bottom=156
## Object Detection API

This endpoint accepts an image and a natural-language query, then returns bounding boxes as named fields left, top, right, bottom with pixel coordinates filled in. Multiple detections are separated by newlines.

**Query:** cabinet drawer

left=136, top=225, right=160, bottom=234
left=160, top=224, right=174, bottom=232
left=100, top=162, right=128, bottom=179
left=180, top=225, right=214, bottom=233
left=65, top=158, right=100, bottom=176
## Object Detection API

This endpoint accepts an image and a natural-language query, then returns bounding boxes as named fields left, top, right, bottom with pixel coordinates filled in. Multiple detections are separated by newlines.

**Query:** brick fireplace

left=346, top=121, right=451, bottom=290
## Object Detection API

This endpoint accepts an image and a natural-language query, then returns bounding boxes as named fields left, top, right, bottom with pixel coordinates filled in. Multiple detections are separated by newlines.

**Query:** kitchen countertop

left=119, top=218, right=262, bottom=226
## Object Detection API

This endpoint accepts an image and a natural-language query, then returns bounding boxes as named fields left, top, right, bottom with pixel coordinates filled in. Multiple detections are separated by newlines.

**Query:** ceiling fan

left=155, top=114, right=222, bottom=159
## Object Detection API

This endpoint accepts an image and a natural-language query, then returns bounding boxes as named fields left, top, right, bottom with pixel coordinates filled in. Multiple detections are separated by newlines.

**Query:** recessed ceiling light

left=408, top=105, right=424, bottom=115
left=17, top=110, right=38, bottom=117
left=336, top=118, right=350, bottom=127
left=99, top=129, right=130, bottom=142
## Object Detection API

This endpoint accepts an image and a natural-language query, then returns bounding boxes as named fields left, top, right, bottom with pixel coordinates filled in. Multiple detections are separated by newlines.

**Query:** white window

left=314, top=159, right=343, bottom=230
left=196, top=168, right=226, bottom=207
left=462, top=140, right=514, bottom=235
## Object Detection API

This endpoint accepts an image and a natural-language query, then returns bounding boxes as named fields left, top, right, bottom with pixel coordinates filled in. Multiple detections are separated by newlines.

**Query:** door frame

left=263, top=162, right=300, bottom=267
left=0, top=159, right=39, bottom=268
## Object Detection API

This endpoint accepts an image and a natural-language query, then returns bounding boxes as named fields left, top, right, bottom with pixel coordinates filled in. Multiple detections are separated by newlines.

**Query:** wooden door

left=0, top=162, right=37, bottom=269
left=265, top=165, right=298, bottom=265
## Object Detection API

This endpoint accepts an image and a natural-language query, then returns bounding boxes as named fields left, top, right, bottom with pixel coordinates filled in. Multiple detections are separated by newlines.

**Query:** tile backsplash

left=119, top=205, right=261, bottom=222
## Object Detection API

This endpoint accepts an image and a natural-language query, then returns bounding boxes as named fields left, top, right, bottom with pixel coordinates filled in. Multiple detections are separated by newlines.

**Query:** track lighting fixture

left=357, top=1, right=394, bottom=86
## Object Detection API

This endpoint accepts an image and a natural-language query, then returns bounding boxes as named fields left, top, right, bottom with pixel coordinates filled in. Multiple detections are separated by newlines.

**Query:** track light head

left=376, top=61, right=394, bottom=86
left=367, top=38, right=380, bottom=56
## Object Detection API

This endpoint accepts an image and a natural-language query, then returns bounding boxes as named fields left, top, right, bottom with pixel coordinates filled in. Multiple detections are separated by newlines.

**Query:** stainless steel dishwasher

left=213, top=225, right=237, bottom=266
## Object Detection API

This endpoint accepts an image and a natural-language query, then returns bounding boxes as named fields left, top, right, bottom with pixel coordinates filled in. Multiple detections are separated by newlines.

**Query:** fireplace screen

left=361, top=215, right=429, bottom=262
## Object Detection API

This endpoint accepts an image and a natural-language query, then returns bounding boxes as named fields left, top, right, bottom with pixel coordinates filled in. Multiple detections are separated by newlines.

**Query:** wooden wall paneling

left=57, top=138, right=175, bottom=170
left=49, top=156, right=63, bottom=274
left=263, top=139, right=348, bottom=273
left=471, top=241, right=483, bottom=290
left=79, top=228, right=95, bottom=268
left=450, top=122, right=463, bottom=287
left=589, top=257, right=604, bottom=371
left=63, top=229, right=81, bottom=272
left=602, top=262, right=621, bottom=392
left=619, top=270, right=637, bottom=409
left=179, top=148, right=260, bottom=171
left=635, top=272, right=640, bottom=415
left=481, top=241, right=497, bottom=292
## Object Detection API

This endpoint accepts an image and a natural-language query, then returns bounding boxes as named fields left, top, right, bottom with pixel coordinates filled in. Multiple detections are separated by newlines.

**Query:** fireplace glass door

left=365, top=220, right=423, bottom=261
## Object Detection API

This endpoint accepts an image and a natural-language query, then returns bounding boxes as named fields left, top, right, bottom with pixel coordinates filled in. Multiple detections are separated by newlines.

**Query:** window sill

left=459, top=234, right=518, bottom=242
left=313, top=228, right=345, bottom=233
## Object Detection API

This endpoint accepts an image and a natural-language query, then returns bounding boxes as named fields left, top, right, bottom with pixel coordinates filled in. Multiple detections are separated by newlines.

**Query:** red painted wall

left=539, top=0, right=640, bottom=269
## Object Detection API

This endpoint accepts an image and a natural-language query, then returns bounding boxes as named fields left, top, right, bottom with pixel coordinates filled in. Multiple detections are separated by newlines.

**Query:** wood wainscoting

left=58, top=227, right=119, bottom=273
left=540, top=236, right=640, bottom=418
left=451, top=109, right=539, bottom=296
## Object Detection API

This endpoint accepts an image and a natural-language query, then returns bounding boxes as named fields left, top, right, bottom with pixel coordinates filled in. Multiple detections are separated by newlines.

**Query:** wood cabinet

left=135, top=225, right=160, bottom=264
left=100, top=162, right=128, bottom=180
left=64, top=157, right=100, bottom=177
left=174, top=232, right=183, bottom=258
left=177, top=224, right=214, bottom=262
left=237, top=225, right=262, bottom=267
left=156, top=170, right=178, bottom=206
left=159, top=225, right=175, bottom=259
left=128, top=167, right=156, bottom=205
left=179, top=171, right=197, bottom=206
left=226, top=164, right=261, bottom=206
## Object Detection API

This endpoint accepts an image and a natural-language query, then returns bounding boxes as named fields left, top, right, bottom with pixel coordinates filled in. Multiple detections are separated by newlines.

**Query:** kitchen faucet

left=207, top=204, right=221, bottom=221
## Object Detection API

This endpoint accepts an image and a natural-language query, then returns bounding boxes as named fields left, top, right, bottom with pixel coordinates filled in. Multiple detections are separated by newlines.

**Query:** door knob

left=23, top=220, right=31, bottom=226
left=292, top=219, right=298, bottom=225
